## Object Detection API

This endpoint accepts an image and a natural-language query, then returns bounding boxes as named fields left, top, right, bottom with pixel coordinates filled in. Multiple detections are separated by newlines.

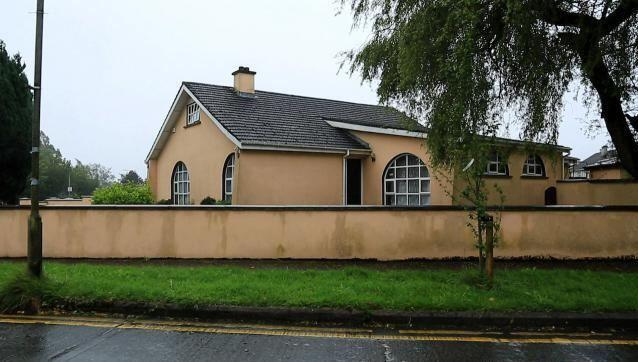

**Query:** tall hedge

left=92, top=183, right=154, bottom=205
left=0, top=40, right=32, bottom=204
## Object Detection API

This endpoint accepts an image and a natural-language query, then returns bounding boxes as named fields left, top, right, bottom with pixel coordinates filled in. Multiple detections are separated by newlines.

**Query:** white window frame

left=523, top=154, right=545, bottom=177
left=383, top=154, right=431, bottom=206
left=172, top=162, right=190, bottom=205
left=485, top=152, right=508, bottom=176
left=223, top=154, right=235, bottom=203
left=569, top=166, right=589, bottom=179
left=186, top=103, right=200, bottom=126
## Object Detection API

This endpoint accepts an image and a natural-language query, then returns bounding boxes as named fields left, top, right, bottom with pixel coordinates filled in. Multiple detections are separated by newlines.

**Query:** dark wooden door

left=346, top=159, right=362, bottom=205
left=545, top=186, right=557, bottom=205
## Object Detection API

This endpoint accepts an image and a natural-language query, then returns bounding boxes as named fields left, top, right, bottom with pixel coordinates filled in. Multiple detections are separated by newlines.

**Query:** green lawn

left=1, top=261, right=637, bottom=313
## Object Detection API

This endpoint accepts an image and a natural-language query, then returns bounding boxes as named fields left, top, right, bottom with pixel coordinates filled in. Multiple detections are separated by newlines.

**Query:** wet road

left=1, top=315, right=637, bottom=361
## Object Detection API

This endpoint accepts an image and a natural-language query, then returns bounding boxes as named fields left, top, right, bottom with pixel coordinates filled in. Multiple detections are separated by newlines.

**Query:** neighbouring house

left=146, top=66, right=570, bottom=206
left=570, top=146, right=632, bottom=180
left=563, top=156, right=580, bottom=178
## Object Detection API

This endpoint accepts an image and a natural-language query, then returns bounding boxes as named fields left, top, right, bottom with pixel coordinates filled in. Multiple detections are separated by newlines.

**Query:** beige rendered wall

left=148, top=113, right=564, bottom=206
left=347, top=131, right=563, bottom=206
left=19, top=197, right=93, bottom=206
left=47, top=197, right=93, bottom=206
left=147, top=159, right=158, bottom=197
left=453, top=151, right=563, bottom=205
left=236, top=131, right=454, bottom=206
left=236, top=150, right=343, bottom=205
left=351, top=131, right=453, bottom=205
left=152, top=100, right=237, bottom=204
left=589, top=167, right=632, bottom=180
left=557, top=181, right=638, bottom=205
left=1, top=207, right=636, bottom=259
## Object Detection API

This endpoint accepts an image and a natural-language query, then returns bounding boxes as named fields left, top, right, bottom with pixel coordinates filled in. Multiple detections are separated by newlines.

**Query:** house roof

left=146, top=81, right=569, bottom=162
left=183, top=82, right=422, bottom=152
left=574, top=148, right=620, bottom=171
left=578, top=149, right=620, bottom=169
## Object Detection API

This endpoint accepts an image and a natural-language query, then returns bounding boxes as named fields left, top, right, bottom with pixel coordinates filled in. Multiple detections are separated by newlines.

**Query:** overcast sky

left=2, top=0, right=609, bottom=177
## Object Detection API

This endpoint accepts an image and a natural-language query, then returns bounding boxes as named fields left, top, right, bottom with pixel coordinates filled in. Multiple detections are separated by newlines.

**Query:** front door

left=345, top=159, right=362, bottom=205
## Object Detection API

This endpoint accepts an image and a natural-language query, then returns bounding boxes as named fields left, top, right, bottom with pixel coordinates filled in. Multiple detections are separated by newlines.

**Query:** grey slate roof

left=573, top=148, right=619, bottom=171
left=183, top=82, right=422, bottom=151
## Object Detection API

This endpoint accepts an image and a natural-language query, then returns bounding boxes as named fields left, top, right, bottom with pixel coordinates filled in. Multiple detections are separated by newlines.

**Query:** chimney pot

left=232, top=66, right=256, bottom=94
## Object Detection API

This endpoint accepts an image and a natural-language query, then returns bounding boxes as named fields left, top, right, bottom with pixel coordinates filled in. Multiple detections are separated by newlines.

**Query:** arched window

left=172, top=162, right=190, bottom=205
left=222, top=154, right=235, bottom=203
left=485, top=151, right=509, bottom=175
left=383, top=154, right=430, bottom=206
left=523, top=154, right=545, bottom=177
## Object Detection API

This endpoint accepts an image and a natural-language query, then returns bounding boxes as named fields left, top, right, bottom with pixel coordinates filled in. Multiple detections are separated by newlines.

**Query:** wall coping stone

left=1, top=205, right=637, bottom=212
left=558, top=179, right=638, bottom=184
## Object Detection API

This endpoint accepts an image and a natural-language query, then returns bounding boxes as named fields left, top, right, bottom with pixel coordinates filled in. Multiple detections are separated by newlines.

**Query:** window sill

left=184, top=120, right=201, bottom=128
left=482, top=174, right=512, bottom=179
left=521, top=175, right=548, bottom=179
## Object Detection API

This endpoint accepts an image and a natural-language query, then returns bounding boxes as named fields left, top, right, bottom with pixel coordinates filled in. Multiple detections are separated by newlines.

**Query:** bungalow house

left=146, top=67, right=569, bottom=206
left=569, top=146, right=632, bottom=180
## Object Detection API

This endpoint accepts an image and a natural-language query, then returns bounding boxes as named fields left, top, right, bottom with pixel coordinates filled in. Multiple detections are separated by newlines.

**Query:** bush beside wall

left=92, top=183, right=154, bottom=205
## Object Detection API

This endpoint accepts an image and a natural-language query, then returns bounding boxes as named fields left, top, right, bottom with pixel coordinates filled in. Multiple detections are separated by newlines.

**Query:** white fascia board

left=182, top=86, right=242, bottom=148
left=145, top=85, right=186, bottom=164
left=325, top=120, right=427, bottom=139
left=145, top=85, right=242, bottom=164
left=241, top=144, right=371, bottom=155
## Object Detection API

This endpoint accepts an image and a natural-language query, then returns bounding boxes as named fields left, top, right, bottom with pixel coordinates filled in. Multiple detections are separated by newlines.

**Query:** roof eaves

left=583, top=158, right=621, bottom=169
left=321, top=116, right=426, bottom=133
left=241, top=141, right=371, bottom=154
left=325, top=119, right=428, bottom=139
left=145, top=83, right=189, bottom=163
left=488, top=136, right=571, bottom=152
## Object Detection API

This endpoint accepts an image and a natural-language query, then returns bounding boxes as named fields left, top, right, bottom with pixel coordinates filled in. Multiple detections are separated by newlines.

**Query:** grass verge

left=0, top=261, right=637, bottom=313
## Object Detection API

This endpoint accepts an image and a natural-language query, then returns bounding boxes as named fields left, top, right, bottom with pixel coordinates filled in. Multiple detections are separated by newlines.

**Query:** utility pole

left=28, top=0, right=45, bottom=277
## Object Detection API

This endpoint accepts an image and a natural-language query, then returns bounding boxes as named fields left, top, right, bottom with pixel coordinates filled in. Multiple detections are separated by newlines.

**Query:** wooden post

left=477, top=220, right=485, bottom=274
left=485, top=215, right=494, bottom=288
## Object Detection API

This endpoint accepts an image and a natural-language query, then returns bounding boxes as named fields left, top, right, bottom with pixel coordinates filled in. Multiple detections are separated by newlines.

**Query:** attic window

left=186, top=103, right=200, bottom=125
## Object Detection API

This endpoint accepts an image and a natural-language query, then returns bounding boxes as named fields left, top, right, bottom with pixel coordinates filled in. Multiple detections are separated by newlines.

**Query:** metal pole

left=28, top=0, right=45, bottom=277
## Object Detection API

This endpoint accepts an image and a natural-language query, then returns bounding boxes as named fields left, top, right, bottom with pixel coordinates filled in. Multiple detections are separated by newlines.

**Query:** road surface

left=1, top=315, right=637, bottom=361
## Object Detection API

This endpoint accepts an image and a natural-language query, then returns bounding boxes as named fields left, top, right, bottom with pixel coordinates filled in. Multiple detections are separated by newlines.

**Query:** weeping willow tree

left=342, top=0, right=638, bottom=178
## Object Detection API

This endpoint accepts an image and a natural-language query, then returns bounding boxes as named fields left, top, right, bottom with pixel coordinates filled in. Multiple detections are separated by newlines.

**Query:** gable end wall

left=151, top=99, right=237, bottom=204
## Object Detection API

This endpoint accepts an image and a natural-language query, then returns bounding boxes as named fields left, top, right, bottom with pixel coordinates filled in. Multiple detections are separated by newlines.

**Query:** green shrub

left=92, top=183, right=154, bottom=205
left=200, top=196, right=217, bottom=205
left=200, top=197, right=231, bottom=205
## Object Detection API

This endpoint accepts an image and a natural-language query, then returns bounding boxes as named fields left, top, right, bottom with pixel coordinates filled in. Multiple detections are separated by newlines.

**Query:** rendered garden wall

left=1, top=206, right=637, bottom=259
left=557, top=180, right=638, bottom=205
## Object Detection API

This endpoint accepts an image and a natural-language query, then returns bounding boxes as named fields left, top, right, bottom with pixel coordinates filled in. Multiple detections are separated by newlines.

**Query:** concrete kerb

left=42, top=300, right=638, bottom=333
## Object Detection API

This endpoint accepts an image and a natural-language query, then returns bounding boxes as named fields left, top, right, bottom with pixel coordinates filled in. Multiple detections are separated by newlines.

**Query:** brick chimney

left=600, top=145, right=608, bottom=158
left=232, top=66, right=256, bottom=95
